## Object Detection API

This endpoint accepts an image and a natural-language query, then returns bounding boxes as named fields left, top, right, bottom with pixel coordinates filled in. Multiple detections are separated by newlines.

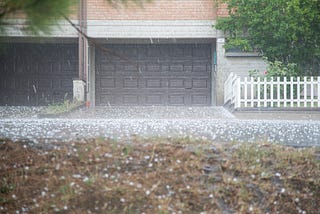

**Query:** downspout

left=78, top=0, right=87, bottom=81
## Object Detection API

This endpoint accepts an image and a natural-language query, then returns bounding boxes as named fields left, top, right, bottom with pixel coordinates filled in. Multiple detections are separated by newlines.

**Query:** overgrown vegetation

left=215, top=0, right=320, bottom=75
left=42, top=99, right=83, bottom=114
left=0, top=137, right=319, bottom=213
left=248, top=58, right=300, bottom=102
left=249, top=57, right=298, bottom=79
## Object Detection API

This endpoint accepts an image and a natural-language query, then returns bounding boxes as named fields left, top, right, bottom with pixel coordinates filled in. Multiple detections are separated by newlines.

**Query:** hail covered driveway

left=0, top=107, right=320, bottom=147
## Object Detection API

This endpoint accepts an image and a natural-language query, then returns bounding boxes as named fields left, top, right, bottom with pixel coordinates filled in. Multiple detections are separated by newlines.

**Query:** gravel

left=0, top=106, right=319, bottom=147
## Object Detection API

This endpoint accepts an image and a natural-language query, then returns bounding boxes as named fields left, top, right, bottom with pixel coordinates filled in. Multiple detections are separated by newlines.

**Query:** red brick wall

left=88, top=0, right=217, bottom=20
left=5, top=5, right=78, bottom=19
left=217, top=3, right=228, bottom=17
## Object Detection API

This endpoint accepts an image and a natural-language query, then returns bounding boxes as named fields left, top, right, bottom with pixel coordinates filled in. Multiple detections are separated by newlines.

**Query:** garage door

left=95, top=44, right=212, bottom=106
left=0, top=43, right=78, bottom=106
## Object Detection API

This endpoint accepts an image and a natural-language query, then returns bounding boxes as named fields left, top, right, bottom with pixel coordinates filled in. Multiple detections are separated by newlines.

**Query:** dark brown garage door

left=95, top=44, right=212, bottom=106
left=0, top=43, right=78, bottom=106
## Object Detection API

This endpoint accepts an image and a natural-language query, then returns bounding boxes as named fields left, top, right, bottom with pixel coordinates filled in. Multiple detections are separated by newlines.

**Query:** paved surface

left=234, top=111, right=320, bottom=120
left=0, top=106, right=44, bottom=118
left=65, top=106, right=235, bottom=119
left=0, top=106, right=320, bottom=147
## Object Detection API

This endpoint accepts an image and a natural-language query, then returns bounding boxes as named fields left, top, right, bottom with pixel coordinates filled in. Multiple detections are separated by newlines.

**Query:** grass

left=42, top=99, right=83, bottom=114
left=0, top=138, right=319, bottom=213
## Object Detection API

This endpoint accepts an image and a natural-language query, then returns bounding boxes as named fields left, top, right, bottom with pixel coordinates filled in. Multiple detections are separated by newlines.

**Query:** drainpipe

left=79, top=0, right=87, bottom=81
left=74, top=0, right=87, bottom=102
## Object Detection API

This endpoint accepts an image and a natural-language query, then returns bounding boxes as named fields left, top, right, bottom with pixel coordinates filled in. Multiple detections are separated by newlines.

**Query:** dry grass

left=0, top=137, right=319, bottom=213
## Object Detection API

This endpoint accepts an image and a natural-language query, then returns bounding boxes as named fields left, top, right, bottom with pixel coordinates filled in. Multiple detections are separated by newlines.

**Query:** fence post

left=310, top=76, right=314, bottom=107
left=276, top=77, right=280, bottom=107
left=290, top=77, right=294, bottom=107
left=297, top=77, right=301, bottom=107
left=235, top=77, right=241, bottom=108
left=303, top=76, right=307, bottom=107
left=264, top=77, right=267, bottom=107
left=284, top=77, right=287, bottom=107
left=318, top=77, right=320, bottom=107
left=270, top=77, right=274, bottom=107
left=257, top=77, right=261, bottom=107
left=250, top=77, right=254, bottom=107
left=244, top=77, right=248, bottom=107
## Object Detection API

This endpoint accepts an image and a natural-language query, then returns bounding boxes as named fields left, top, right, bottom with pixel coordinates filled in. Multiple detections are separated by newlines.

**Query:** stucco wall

left=88, top=0, right=216, bottom=20
left=215, top=38, right=267, bottom=105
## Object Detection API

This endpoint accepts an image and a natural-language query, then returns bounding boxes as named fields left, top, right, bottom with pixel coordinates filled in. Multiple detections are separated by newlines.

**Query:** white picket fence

left=224, top=73, right=320, bottom=109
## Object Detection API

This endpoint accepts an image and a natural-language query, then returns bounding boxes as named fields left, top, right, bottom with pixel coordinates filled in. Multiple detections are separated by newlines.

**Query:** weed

left=43, top=98, right=83, bottom=114
left=0, top=178, right=15, bottom=194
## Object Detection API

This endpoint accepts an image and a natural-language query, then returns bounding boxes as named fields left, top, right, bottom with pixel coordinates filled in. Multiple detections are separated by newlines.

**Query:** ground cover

left=0, top=137, right=319, bottom=213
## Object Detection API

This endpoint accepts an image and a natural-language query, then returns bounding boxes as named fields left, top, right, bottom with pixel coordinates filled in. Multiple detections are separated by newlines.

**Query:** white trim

left=1, top=19, right=79, bottom=38
left=87, top=20, right=218, bottom=38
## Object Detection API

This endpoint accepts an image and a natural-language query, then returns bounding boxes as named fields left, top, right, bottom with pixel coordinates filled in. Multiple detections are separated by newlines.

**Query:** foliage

left=44, top=99, right=83, bottom=114
left=224, top=38, right=254, bottom=52
left=264, top=58, right=298, bottom=78
left=0, top=0, right=77, bottom=34
left=0, top=0, right=150, bottom=34
left=215, top=0, right=320, bottom=75
left=248, top=58, right=299, bottom=103
left=249, top=58, right=298, bottom=78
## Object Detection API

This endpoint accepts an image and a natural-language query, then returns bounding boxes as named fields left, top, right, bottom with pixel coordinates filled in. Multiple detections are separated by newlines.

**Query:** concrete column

left=215, top=37, right=267, bottom=106
left=211, top=41, right=217, bottom=106
left=216, top=38, right=227, bottom=106
left=73, top=79, right=86, bottom=102
left=87, top=45, right=95, bottom=107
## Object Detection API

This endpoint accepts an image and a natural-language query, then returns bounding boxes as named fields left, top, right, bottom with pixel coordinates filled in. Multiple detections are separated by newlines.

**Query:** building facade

left=0, top=0, right=266, bottom=106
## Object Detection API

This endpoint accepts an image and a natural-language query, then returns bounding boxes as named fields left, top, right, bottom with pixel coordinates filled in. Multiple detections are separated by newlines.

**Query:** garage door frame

left=89, top=39, right=216, bottom=106
left=0, top=42, right=78, bottom=106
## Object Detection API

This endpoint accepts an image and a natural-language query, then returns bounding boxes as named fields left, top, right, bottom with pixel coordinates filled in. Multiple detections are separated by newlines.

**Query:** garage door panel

left=96, top=44, right=212, bottom=106
left=98, top=94, right=115, bottom=105
left=122, top=95, right=139, bottom=105
left=38, top=63, right=53, bottom=73
left=145, top=79, right=162, bottom=88
left=192, top=79, right=209, bottom=88
left=123, top=78, right=139, bottom=88
left=144, top=94, right=163, bottom=105
left=123, top=64, right=138, bottom=72
left=193, top=63, right=208, bottom=72
left=16, top=78, right=29, bottom=90
left=14, top=93, right=30, bottom=105
left=191, top=94, right=210, bottom=105
left=100, top=64, right=116, bottom=72
left=61, top=61, right=78, bottom=72
left=100, top=78, right=116, bottom=89
left=168, top=79, right=185, bottom=88
left=169, top=64, right=184, bottom=72
left=168, top=94, right=186, bottom=105
left=0, top=43, right=78, bottom=106
left=145, top=63, right=161, bottom=72
left=52, top=80, right=61, bottom=89
left=61, top=79, right=74, bottom=89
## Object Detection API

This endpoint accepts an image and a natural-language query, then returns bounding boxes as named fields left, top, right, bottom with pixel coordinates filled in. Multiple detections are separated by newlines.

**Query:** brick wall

left=217, top=3, right=228, bottom=17
left=88, top=0, right=216, bottom=20
left=5, top=5, right=78, bottom=19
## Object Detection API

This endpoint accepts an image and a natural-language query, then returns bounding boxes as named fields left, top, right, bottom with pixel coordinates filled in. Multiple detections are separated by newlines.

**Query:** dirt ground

left=0, top=137, right=319, bottom=214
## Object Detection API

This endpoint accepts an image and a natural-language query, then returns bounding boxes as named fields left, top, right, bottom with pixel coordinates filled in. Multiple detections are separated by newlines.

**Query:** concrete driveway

left=234, top=110, right=320, bottom=120
left=0, top=106, right=319, bottom=147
